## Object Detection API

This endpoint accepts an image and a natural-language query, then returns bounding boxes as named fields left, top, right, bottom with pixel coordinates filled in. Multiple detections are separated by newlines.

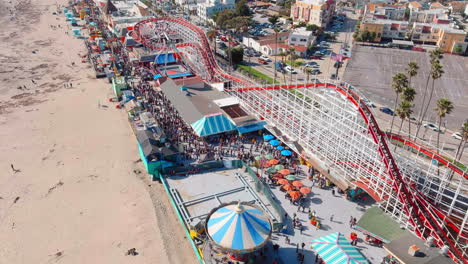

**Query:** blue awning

left=237, top=122, right=266, bottom=134
left=168, top=72, right=192, bottom=78
left=154, top=53, right=176, bottom=64
left=191, top=113, right=237, bottom=137
left=310, top=232, right=369, bottom=264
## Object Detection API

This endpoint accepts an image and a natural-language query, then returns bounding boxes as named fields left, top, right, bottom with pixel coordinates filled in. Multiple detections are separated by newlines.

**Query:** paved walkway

left=267, top=163, right=388, bottom=264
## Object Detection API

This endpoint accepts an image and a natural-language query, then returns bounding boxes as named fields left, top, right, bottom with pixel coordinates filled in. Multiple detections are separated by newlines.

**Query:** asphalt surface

left=343, top=46, right=468, bottom=130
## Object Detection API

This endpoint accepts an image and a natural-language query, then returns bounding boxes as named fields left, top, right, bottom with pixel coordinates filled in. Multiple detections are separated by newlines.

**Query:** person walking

left=301, top=242, right=305, bottom=251
left=330, top=214, right=334, bottom=222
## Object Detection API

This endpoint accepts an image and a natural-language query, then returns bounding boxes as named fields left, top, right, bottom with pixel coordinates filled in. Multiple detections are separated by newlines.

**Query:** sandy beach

left=0, top=0, right=197, bottom=263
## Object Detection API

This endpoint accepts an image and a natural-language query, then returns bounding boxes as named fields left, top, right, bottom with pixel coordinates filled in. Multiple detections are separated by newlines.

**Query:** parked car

left=305, top=62, right=318, bottom=68
left=452, top=132, right=462, bottom=140
left=330, top=73, right=337, bottom=79
left=285, top=66, right=297, bottom=74
left=423, top=123, right=441, bottom=132
left=379, top=107, right=395, bottom=116
left=220, top=36, right=228, bottom=41
left=310, top=55, right=323, bottom=60
left=258, top=58, right=268, bottom=64
left=310, top=69, right=321, bottom=74
left=259, top=55, right=271, bottom=61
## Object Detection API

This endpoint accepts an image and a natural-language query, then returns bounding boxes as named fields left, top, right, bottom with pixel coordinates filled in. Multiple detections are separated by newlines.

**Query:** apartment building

left=360, top=18, right=409, bottom=41
left=291, top=0, right=336, bottom=28
left=409, top=8, right=448, bottom=23
left=374, top=5, right=407, bottom=20
left=411, top=23, right=467, bottom=52
left=197, top=0, right=235, bottom=21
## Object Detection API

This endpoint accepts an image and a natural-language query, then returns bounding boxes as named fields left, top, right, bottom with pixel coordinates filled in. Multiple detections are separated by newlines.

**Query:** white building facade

left=288, top=28, right=315, bottom=46
left=197, top=0, right=235, bottom=21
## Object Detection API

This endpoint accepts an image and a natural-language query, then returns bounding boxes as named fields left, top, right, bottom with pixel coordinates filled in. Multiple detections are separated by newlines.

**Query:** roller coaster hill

left=130, top=17, right=467, bottom=263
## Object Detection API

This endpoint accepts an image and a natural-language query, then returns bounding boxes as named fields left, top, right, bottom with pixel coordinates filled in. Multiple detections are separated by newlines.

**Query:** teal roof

left=310, top=232, right=369, bottom=264
left=191, top=114, right=236, bottom=137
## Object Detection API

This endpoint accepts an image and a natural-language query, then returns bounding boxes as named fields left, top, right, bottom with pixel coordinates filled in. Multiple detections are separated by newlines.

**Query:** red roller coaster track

left=132, top=17, right=467, bottom=263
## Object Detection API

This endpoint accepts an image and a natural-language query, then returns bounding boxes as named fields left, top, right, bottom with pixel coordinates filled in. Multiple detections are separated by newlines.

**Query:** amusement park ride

left=130, top=17, right=467, bottom=263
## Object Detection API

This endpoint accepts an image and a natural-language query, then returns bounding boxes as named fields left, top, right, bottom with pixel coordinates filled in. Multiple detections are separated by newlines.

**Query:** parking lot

left=343, top=46, right=468, bottom=130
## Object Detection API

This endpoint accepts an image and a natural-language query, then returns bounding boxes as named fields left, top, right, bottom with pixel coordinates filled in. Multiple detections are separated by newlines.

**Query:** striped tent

left=310, top=232, right=369, bottom=264
left=206, top=202, right=272, bottom=253
left=191, top=113, right=237, bottom=137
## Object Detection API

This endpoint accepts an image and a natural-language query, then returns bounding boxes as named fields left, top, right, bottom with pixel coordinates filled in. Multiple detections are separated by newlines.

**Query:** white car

left=452, top=132, right=462, bottom=140
left=259, top=55, right=271, bottom=62
left=284, top=66, right=297, bottom=74
left=423, top=123, right=441, bottom=132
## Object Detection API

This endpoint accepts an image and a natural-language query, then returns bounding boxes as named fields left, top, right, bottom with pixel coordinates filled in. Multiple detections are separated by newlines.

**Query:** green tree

left=214, top=10, right=235, bottom=29
left=369, top=32, right=377, bottom=42
left=306, top=24, right=319, bottom=32
left=269, top=15, right=279, bottom=25
left=235, top=0, right=250, bottom=16
left=454, top=45, right=463, bottom=54
left=360, top=30, right=371, bottom=42
left=297, top=21, right=307, bottom=27
left=434, top=98, right=454, bottom=154
left=389, top=73, right=408, bottom=134
left=404, top=7, right=410, bottom=20
left=228, top=47, right=244, bottom=65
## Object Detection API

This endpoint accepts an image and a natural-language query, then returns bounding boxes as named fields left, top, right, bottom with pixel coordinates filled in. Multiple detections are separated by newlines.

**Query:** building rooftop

left=290, top=27, right=314, bottom=36
left=384, top=233, right=456, bottom=264
left=409, top=1, right=422, bottom=9
left=413, top=22, right=466, bottom=34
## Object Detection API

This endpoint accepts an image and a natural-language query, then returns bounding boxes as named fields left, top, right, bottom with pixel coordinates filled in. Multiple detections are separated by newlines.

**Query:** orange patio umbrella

left=277, top=179, right=289, bottom=185
left=300, top=187, right=311, bottom=194
left=263, top=162, right=272, bottom=168
left=289, top=191, right=301, bottom=199
left=272, top=175, right=284, bottom=180
left=279, top=169, right=290, bottom=175
left=268, top=159, right=279, bottom=165
left=283, top=184, right=294, bottom=191
left=292, top=181, right=303, bottom=187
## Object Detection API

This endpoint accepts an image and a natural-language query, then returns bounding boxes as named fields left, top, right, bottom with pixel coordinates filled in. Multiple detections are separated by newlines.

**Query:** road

left=246, top=9, right=358, bottom=84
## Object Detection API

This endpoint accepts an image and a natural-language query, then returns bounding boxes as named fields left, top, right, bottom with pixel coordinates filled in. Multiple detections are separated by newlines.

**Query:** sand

left=0, top=0, right=197, bottom=263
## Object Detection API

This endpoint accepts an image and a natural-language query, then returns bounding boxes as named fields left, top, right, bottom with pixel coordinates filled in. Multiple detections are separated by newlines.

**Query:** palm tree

left=305, top=68, right=313, bottom=82
left=401, top=87, right=416, bottom=138
left=273, top=28, right=279, bottom=83
left=389, top=73, right=408, bottom=134
left=406, top=61, right=419, bottom=87
left=206, top=30, right=217, bottom=55
left=454, top=121, right=468, bottom=162
left=278, top=51, right=288, bottom=83
left=415, top=50, right=443, bottom=139
left=396, top=100, right=413, bottom=137
left=434, top=98, right=454, bottom=154
left=288, top=47, right=296, bottom=82
left=416, top=61, right=444, bottom=140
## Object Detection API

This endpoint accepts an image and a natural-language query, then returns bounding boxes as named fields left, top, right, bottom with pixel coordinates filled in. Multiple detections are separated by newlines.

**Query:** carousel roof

left=206, top=202, right=272, bottom=252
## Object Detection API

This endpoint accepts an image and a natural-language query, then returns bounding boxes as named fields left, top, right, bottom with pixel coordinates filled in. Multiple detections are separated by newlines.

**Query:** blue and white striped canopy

left=207, top=203, right=272, bottom=252
left=310, top=232, right=369, bottom=264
